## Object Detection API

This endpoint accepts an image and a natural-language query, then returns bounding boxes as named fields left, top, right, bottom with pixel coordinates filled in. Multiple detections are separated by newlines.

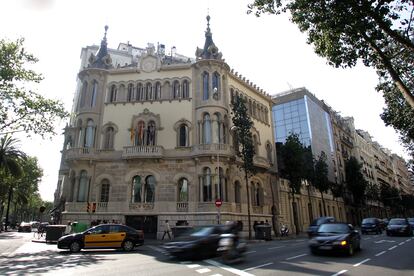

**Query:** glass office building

left=272, top=88, right=336, bottom=181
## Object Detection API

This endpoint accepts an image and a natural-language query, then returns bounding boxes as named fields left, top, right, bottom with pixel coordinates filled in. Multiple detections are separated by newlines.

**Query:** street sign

left=215, top=199, right=222, bottom=208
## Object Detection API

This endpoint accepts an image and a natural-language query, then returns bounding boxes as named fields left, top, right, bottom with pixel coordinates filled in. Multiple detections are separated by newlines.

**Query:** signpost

left=215, top=199, right=222, bottom=224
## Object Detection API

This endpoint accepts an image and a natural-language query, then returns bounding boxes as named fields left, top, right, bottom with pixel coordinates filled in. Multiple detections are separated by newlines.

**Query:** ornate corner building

left=55, top=18, right=277, bottom=238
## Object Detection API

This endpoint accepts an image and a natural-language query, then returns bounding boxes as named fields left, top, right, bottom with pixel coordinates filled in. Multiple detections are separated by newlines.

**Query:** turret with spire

left=196, top=15, right=223, bottom=60
left=88, top=25, right=113, bottom=69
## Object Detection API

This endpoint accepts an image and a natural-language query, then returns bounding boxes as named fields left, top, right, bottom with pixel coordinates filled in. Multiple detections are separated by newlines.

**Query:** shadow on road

left=0, top=232, right=22, bottom=240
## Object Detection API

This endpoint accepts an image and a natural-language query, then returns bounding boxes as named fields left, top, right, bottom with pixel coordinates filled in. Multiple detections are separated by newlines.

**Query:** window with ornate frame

left=80, top=81, right=88, bottom=108
left=203, top=113, right=211, bottom=144
left=84, top=119, right=95, bottom=148
left=109, top=84, right=117, bottom=103
left=77, top=170, right=88, bottom=202
left=234, top=181, right=241, bottom=204
left=103, top=126, right=115, bottom=149
left=178, top=178, right=188, bottom=202
left=132, top=176, right=142, bottom=203
left=100, top=179, right=110, bottom=202
left=173, top=80, right=180, bottom=99
left=144, top=175, right=156, bottom=203
left=182, top=80, right=189, bottom=98
left=127, top=83, right=134, bottom=102
left=91, top=80, right=98, bottom=107
left=202, top=167, right=212, bottom=202
left=202, top=72, right=209, bottom=100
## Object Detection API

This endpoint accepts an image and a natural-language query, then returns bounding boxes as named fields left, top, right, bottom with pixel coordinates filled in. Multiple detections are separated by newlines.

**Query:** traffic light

left=86, top=202, right=90, bottom=213
left=92, top=202, right=97, bottom=213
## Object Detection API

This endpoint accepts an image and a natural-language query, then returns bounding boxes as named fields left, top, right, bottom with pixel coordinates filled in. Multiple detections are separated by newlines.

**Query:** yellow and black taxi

left=57, top=224, right=144, bottom=253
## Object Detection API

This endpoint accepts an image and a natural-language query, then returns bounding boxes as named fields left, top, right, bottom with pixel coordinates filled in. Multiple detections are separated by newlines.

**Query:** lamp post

left=303, top=179, right=313, bottom=222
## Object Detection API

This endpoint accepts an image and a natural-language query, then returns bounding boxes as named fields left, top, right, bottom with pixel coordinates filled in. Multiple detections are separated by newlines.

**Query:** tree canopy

left=345, top=156, right=368, bottom=205
left=0, top=38, right=68, bottom=137
left=247, top=0, right=414, bottom=108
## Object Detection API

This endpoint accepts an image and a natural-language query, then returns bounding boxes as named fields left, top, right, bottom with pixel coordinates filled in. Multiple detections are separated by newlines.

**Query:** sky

left=1, top=0, right=409, bottom=202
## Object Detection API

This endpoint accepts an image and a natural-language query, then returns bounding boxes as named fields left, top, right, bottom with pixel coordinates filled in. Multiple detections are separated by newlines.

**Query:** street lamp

left=303, top=179, right=314, bottom=222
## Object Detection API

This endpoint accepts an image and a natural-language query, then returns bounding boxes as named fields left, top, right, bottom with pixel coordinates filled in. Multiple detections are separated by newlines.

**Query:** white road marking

left=196, top=268, right=211, bottom=274
left=399, top=242, right=405, bottom=245
left=363, top=237, right=371, bottom=240
left=353, top=258, right=371, bottom=267
left=375, top=251, right=386, bottom=256
left=244, top=262, right=274, bottom=271
left=245, top=250, right=257, bottom=254
left=286, top=253, right=307, bottom=260
left=375, top=240, right=395, bottom=244
left=180, top=261, right=192, bottom=264
left=388, top=246, right=397, bottom=250
left=331, top=270, right=348, bottom=276
left=210, top=274, right=223, bottom=276
left=204, top=259, right=255, bottom=276
left=268, top=246, right=285, bottom=250
left=187, top=264, right=201, bottom=268
left=406, top=238, right=412, bottom=242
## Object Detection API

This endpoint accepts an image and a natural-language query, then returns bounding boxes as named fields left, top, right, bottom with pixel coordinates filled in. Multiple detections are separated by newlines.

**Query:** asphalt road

left=0, top=231, right=413, bottom=276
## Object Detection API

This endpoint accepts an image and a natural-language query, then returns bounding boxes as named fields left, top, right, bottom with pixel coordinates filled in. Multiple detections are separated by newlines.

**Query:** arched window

left=212, top=72, right=220, bottom=99
left=77, top=170, right=88, bottom=202
left=178, top=178, right=188, bottom=202
left=91, top=80, right=98, bottom=107
left=146, top=121, right=156, bottom=146
left=137, top=83, right=143, bottom=101
left=203, top=113, right=211, bottom=144
left=222, top=115, right=228, bottom=144
left=182, top=80, right=189, bottom=98
left=173, top=80, right=180, bottom=99
left=155, top=82, right=161, bottom=100
left=127, top=84, right=134, bottom=102
left=135, top=121, right=145, bottom=146
left=202, top=71, right=209, bottom=100
left=144, top=175, right=156, bottom=203
left=69, top=173, right=75, bottom=202
left=179, top=124, right=188, bottom=147
left=266, top=143, right=273, bottom=164
left=132, top=176, right=142, bottom=203
left=230, top=89, right=235, bottom=104
left=202, top=167, right=212, bottom=202
left=234, top=181, right=241, bottom=204
left=216, top=167, right=226, bottom=201
left=109, top=85, right=117, bottom=103
left=77, top=119, right=83, bottom=147
left=146, top=82, right=152, bottom=100
left=252, top=135, right=258, bottom=155
left=84, top=119, right=95, bottom=148
left=212, top=113, right=220, bottom=144
left=100, top=179, right=110, bottom=202
left=103, top=126, right=115, bottom=149
left=80, top=81, right=88, bottom=108
left=255, top=184, right=262, bottom=206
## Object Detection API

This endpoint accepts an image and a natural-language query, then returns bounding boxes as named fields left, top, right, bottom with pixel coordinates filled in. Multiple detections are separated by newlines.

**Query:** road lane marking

left=406, top=238, right=412, bottom=242
left=196, top=268, right=211, bottom=273
left=375, top=251, right=386, bottom=256
left=188, top=264, right=201, bottom=268
left=268, top=246, right=285, bottom=250
left=375, top=240, right=395, bottom=244
left=353, top=258, right=371, bottom=267
left=204, top=259, right=254, bottom=276
left=388, top=246, right=397, bottom=250
left=332, top=270, right=348, bottom=276
left=147, top=245, right=165, bottom=253
left=244, top=262, right=274, bottom=271
left=363, top=237, right=371, bottom=240
left=180, top=261, right=192, bottom=264
left=286, top=253, right=307, bottom=260
left=245, top=250, right=256, bottom=254
left=210, top=275, right=223, bottom=276
left=399, top=242, right=405, bottom=245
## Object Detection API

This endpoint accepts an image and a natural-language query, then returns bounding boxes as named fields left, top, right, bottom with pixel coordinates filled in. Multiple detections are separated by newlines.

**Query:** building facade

left=55, top=18, right=277, bottom=238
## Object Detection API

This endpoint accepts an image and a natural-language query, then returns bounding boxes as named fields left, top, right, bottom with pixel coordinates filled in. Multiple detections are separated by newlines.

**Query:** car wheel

left=310, top=248, right=318, bottom=255
left=122, top=240, right=134, bottom=252
left=69, top=241, right=81, bottom=253
left=348, top=244, right=354, bottom=256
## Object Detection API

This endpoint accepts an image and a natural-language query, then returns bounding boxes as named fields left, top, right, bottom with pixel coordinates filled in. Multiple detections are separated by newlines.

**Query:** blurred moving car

left=18, top=222, right=32, bottom=232
left=386, top=218, right=413, bottom=236
left=407, top=218, right=414, bottom=231
left=361, top=218, right=382, bottom=234
left=57, top=224, right=144, bottom=253
left=163, top=225, right=227, bottom=260
left=306, top=217, right=336, bottom=238
left=309, top=222, right=361, bottom=256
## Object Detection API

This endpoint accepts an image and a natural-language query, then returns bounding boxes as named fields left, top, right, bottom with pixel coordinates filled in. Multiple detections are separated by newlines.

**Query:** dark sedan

left=163, top=225, right=226, bottom=260
left=306, top=216, right=336, bottom=238
left=309, top=223, right=361, bottom=256
left=58, top=224, right=144, bottom=253
left=361, top=218, right=382, bottom=234
left=408, top=218, right=414, bottom=231
left=386, top=218, right=413, bottom=237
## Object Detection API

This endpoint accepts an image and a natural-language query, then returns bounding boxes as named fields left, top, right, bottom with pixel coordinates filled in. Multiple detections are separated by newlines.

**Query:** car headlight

left=333, top=240, right=347, bottom=246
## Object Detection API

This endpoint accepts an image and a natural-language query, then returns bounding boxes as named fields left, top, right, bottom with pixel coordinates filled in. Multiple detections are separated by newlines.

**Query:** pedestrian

left=162, top=220, right=172, bottom=240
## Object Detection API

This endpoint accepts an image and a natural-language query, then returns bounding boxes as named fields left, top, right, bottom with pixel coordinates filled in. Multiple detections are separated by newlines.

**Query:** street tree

left=345, top=157, right=368, bottom=206
left=0, top=135, right=26, bottom=230
left=277, top=133, right=305, bottom=234
left=231, top=94, right=256, bottom=240
left=247, top=1, right=414, bottom=108
left=312, top=151, right=330, bottom=216
left=0, top=38, right=68, bottom=137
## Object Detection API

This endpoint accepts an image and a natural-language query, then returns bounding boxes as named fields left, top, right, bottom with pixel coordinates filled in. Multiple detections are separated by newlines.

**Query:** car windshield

left=189, top=226, right=215, bottom=237
left=317, top=224, right=349, bottom=234
left=362, top=218, right=376, bottom=224
left=408, top=218, right=414, bottom=222
left=389, top=219, right=407, bottom=225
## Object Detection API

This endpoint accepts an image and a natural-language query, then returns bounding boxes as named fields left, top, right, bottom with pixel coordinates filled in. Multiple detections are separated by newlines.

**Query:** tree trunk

left=291, top=192, right=300, bottom=235
left=245, top=170, right=252, bottom=240
left=5, top=186, right=13, bottom=231
left=321, top=192, right=327, bottom=216
left=269, top=175, right=279, bottom=237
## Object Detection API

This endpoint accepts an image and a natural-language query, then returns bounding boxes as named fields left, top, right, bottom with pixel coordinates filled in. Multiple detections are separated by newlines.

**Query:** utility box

left=255, top=225, right=272, bottom=240
left=45, top=225, right=66, bottom=243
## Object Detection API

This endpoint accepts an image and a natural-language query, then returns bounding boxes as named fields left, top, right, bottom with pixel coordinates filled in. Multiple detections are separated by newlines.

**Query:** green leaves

left=345, top=156, right=368, bottom=205
left=0, top=38, right=69, bottom=137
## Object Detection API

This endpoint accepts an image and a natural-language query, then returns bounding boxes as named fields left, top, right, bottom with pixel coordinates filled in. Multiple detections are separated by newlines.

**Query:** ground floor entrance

left=125, top=215, right=158, bottom=239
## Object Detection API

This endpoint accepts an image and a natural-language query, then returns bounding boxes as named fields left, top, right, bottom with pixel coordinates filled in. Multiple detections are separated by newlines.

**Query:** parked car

left=386, top=218, right=413, bottom=237
left=361, top=218, right=382, bottom=234
left=309, top=222, right=361, bottom=256
left=163, top=225, right=227, bottom=260
left=57, top=224, right=144, bottom=253
left=18, top=222, right=32, bottom=232
left=306, top=217, right=336, bottom=238
left=407, top=218, right=414, bottom=231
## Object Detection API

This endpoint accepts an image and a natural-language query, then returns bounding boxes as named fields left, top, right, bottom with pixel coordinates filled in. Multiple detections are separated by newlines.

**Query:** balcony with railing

left=64, top=147, right=96, bottom=161
left=129, top=202, right=155, bottom=210
left=176, top=202, right=188, bottom=212
left=122, top=146, right=164, bottom=159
